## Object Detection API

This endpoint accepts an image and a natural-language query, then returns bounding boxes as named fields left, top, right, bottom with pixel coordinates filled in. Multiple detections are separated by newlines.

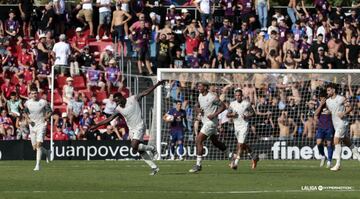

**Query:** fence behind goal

left=155, top=69, right=360, bottom=160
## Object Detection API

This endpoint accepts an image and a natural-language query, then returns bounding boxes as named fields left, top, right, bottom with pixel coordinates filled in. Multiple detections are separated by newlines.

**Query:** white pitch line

left=1, top=189, right=358, bottom=194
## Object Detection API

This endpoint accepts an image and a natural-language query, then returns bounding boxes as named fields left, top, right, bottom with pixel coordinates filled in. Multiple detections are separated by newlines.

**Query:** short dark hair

left=113, top=92, right=124, bottom=100
left=326, top=83, right=337, bottom=90
left=176, top=100, right=182, bottom=104
left=30, top=86, right=38, bottom=93
left=319, top=89, right=327, bottom=98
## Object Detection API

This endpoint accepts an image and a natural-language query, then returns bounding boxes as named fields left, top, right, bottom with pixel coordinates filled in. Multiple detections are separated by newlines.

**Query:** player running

left=314, top=89, right=334, bottom=168
left=189, top=82, right=229, bottom=173
left=227, top=88, right=259, bottom=170
left=326, top=83, right=360, bottom=171
left=24, top=87, right=51, bottom=171
left=89, top=80, right=165, bottom=175
left=163, top=100, right=187, bottom=160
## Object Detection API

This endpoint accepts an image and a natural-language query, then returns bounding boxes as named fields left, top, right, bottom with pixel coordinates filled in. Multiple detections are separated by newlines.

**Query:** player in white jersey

left=227, top=89, right=259, bottom=170
left=24, top=87, right=52, bottom=171
left=189, top=82, right=228, bottom=173
left=326, top=84, right=360, bottom=171
left=89, top=80, right=165, bottom=175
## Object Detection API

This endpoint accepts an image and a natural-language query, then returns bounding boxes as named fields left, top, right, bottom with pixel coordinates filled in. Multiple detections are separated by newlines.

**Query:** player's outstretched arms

left=137, top=80, right=166, bottom=100
left=89, top=113, right=121, bottom=131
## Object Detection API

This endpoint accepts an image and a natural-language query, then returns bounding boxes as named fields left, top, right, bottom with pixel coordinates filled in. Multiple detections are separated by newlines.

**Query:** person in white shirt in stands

left=89, top=80, right=166, bottom=175
left=326, top=83, right=360, bottom=171
left=195, top=0, right=215, bottom=27
left=76, top=0, right=94, bottom=37
left=96, top=0, right=112, bottom=40
left=52, top=34, right=71, bottom=76
left=24, top=87, right=52, bottom=171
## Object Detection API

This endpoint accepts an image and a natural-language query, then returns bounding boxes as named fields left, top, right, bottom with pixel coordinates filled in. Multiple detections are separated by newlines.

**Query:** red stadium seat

left=96, top=91, right=107, bottom=103
left=49, top=89, right=63, bottom=105
left=72, top=75, right=86, bottom=90
left=56, top=75, right=67, bottom=90
left=79, top=89, right=93, bottom=100
left=54, top=91, right=63, bottom=106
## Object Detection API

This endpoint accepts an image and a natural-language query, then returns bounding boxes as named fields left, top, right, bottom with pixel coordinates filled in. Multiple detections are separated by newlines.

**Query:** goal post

left=156, top=69, right=360, bottom=161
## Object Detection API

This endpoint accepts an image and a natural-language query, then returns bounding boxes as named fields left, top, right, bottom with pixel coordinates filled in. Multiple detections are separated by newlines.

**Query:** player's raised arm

left=137, top=80, right=166, bottom=101
left=314, top=98, right=326, bottom=118
left=89, top=112, right=121, bottom=131
left=338, top=97, right=353, bottom=119
left=207, top=98, right=225, bottom=120
left=44, top=103, right=53, bottom=121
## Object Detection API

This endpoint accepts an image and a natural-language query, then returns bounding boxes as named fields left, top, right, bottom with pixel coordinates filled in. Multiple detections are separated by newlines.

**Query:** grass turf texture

left=0, top=160, right=359, bottom=199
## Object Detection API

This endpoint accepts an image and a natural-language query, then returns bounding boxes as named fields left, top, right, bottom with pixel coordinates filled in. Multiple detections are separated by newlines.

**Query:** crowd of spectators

left=0, top=0, right=359, bottom=141
left=164, top=74, right=360, bottom=142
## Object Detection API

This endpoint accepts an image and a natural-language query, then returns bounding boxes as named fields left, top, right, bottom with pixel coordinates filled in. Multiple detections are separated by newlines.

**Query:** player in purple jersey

left=163, top=100, right=187, bottom=160
left=314, top=89, right=334, bottom=168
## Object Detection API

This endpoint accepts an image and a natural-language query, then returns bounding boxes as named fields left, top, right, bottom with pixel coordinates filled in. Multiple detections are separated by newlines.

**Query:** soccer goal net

left=155, top=69, right=360, bottom=161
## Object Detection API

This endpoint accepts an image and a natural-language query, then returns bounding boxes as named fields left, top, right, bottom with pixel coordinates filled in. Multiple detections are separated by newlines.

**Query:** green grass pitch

left=0, top=160, right=359, bottom=199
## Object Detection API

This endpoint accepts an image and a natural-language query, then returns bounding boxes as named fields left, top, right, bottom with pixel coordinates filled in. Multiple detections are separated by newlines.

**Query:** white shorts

left=129, top=126, right=145, bottom=141
left=235, top=125, right=249, bottom=144
left=334, top=125, right=349, bottom=139
left=29, top=123, right=46, bottom=146
left=200, top=122, right=217, bottom=137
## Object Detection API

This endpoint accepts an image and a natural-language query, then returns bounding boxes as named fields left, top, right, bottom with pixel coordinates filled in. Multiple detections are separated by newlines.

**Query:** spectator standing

left=111, top=4, right=132, bottom=53
left=37, top=34, right=50, bottom=69
left=52, top=34, right=71, bottom=76
left=256, top=0, right=270, bottom=31
left=53, top=0, right=66, bottom=35
left=221, top=0, right=236, bottom=23
left=287, top=0, right=297, bottom=25
left=156, top=33, right=171, bottom=68
left=77, top=0, right=94, bottom=38
left=18, top=0, right=33, bottom=38
left=195, top=0, right=214, bottom=27
left=96, top=0, right=112, bottom=40
left=132, top=21, right=153, bottom=75
left=38, top=3, right=55, bottom=35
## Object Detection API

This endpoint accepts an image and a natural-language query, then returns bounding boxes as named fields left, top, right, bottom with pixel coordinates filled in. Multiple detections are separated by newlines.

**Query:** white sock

left=196, top=155, right=202, bottom=166
left=138, top=144, right=154, bottom=152
left=234, top=157, right=240, bottom=166
left=36, top=148, right=42, bottom=167
left=334, top=144, right=342, bottom=167
left=140, top=152, right=157, bottom=169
